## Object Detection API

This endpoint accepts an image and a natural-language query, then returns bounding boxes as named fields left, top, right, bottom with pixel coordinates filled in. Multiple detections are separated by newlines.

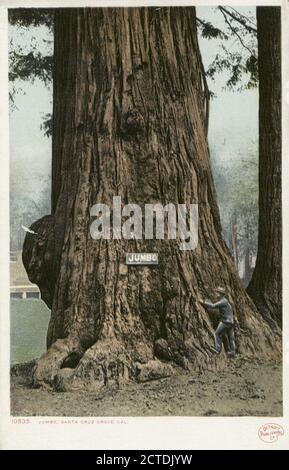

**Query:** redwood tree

left=23, top=7, right=280, bottom=391
left=247, top=7, right=282, bottom=328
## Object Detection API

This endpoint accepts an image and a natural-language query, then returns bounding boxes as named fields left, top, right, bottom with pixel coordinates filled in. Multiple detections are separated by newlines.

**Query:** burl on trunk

left=23, top=7, right=280, bottom=391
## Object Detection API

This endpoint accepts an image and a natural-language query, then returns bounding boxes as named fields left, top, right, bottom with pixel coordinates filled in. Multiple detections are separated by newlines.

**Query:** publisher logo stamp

left=258, top=423, right=284, bottom=443
left=126, top=253, right=158, bottom=265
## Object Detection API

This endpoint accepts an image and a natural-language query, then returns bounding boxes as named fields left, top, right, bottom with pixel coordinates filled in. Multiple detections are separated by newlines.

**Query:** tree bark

left=247, top=7, right=282, bottom=327
left=23, top=7, right=280, bottom=391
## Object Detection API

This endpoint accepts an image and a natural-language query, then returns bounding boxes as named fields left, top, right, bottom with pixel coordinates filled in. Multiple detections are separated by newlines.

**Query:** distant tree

left=210, top=143, right=258, bottom=284
left=197, top=6, right=258, bottom=91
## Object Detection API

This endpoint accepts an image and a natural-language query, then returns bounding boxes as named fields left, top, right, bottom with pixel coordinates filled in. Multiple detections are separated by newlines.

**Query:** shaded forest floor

left=11, top=356, right=282, bottom=417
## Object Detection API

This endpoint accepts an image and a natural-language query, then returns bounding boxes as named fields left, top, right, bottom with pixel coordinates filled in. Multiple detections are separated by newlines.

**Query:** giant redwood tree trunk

left=23, top=7, right=280, bottom=391
left=247, top=7, right=282, bottom=328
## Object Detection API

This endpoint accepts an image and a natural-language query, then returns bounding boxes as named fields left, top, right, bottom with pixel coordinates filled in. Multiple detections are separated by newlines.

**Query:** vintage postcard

left=0, top=0, right=288, bottom=450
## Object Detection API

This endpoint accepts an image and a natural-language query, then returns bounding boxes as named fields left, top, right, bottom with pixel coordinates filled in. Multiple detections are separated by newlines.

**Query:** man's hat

left=215, top=286, right=226, bottom=295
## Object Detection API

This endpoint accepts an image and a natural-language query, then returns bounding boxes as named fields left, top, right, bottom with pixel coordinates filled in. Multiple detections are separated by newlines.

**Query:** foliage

left=8, top=9, right=54, bottom=29
left=40, top=113, right=52, bottom=138
left=8, top=9, right=53, bottom=130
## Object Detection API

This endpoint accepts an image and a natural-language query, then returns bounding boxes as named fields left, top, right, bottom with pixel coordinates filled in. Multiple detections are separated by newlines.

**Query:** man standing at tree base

left=199, top=287, right=236, bottom=358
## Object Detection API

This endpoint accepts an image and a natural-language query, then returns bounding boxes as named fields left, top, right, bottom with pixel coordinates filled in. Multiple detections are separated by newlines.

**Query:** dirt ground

left=11, top=356, right=282, bottom=417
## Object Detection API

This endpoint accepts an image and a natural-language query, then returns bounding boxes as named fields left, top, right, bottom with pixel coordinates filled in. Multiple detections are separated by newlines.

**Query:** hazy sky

left=9, top=6, right=258, bottom=202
